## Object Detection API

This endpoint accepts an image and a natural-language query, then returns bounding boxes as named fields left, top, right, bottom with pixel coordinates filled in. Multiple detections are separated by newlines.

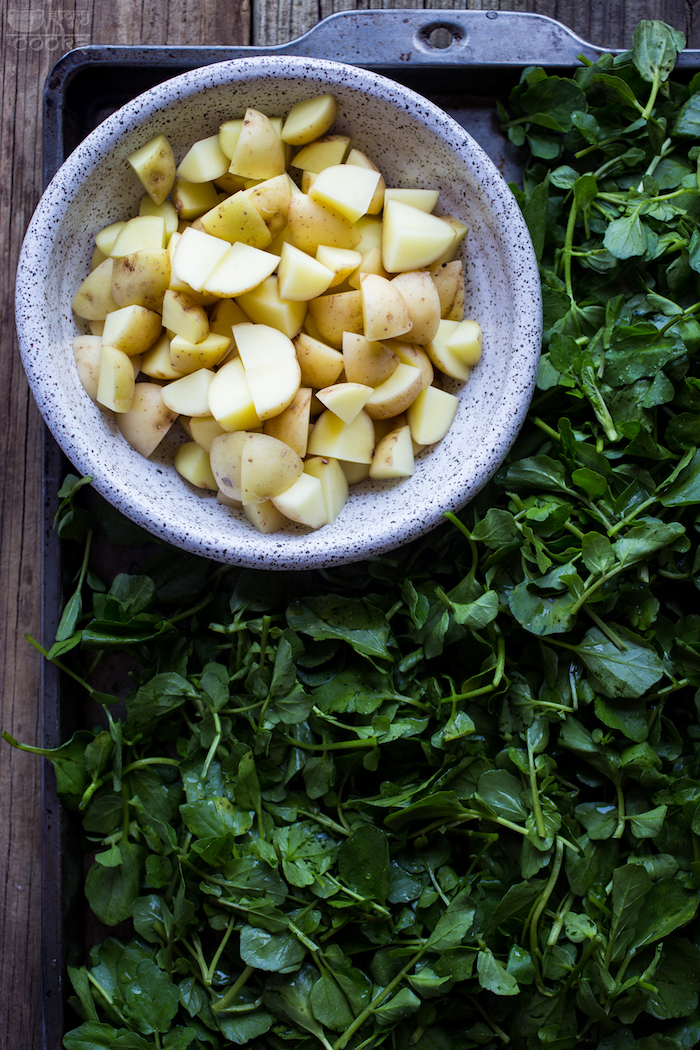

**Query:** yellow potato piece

left=281, top=94, right=338, bottom=146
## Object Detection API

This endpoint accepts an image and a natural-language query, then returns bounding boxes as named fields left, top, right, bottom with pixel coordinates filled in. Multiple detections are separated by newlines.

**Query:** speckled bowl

left=16, top=56, right=541, bottom=569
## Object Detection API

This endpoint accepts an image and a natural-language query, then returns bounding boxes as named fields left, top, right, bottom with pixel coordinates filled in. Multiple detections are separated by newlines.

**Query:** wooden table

left=1, top=1, right=696, bottom=1046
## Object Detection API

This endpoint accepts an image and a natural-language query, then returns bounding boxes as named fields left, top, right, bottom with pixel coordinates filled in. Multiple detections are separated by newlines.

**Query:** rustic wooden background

left=1, top=1, right=697, bottom=1046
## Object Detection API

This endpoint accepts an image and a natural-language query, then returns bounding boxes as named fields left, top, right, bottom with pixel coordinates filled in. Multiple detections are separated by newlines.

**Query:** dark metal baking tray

left=39, top=11, right=700, bottom=1048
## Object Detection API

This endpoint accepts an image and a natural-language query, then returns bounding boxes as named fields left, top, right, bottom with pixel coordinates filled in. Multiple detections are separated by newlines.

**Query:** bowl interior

left=17, top=56, right=541, bottom=569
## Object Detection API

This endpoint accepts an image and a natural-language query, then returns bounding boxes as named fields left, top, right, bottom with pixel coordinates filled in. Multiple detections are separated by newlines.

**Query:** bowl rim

left=16, top=54, right=542, bottom=569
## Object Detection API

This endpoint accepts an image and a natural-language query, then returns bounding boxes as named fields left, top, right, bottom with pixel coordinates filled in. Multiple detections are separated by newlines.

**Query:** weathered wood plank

left=255, top=0, right=700, bottom=48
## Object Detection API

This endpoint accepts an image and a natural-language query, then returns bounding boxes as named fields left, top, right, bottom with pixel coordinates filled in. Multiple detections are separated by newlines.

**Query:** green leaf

left=646, top=939, right=700, bottom=1019
left=519, top=175, right=549, bottom=262
left=581, top=532, right=615, bottom=574
left=609, top=864, right=652, bottom=962
left=659, top=450, right=700, bottom=506
left=627, top=804, right=667, bottom=838
left=673, top=93, right=700, bottom=138
left=508, top=578, right=577, bottom=637
left=613, top=519, right=686, bottom=567
left=603, top=213, right=648, bottom=260
left=632, top=20, right=686, bottom=84
left=239, top=925, right=307, bottom=973
left=426, top=889, right=476, bottom=952
left=2, top=729, right=93, bottom=809
left=629, top=877, right=700, bottom=954
left=501, top=456, right=571, bottom=494
left=67, top=966, right=100, bottom=1023
left=338, top=824, right=390, bottom=903
left=449, top=590, right=499, bottom=629
left=63, top=1022, right=120, bottom=1049
left=477, top=948, right=520, bottom=995
left=516, top=76, right=587, bottom=132
left=374, top=986, right=422, bottom=1025
left=309, top=972, right=354, bottom=1031
left=593, top=73, right=640, bottom=108
left=125, top=673, right=198, bottom=738
left=263, top=966, right=328, bottom=1041
left=477, top=769, right=528, bottom=823
left=571, top=627, right=665, bottom=699
left=124, top=958, right=179, bottom=1035
left=574, top=802, right=618, bottom=840
left=217, top=1009, right=274, bottom=1045
left=287, top=596, right=392, bottom=661
left=274, top=822, right=338, bottom=888
left=84, top=840, right=145, bottom=926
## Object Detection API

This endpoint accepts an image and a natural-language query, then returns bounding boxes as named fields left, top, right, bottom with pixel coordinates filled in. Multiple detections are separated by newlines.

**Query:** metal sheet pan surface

left=39, top=11, right=700, bottom=1047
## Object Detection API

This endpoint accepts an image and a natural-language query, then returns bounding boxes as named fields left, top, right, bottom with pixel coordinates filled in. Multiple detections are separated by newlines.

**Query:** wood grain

left=0, top=2, right=695, bottom=1048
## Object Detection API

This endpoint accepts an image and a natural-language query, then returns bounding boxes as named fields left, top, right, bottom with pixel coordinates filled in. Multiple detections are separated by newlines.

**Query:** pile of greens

left=7, top=18, right=700, bottom=1050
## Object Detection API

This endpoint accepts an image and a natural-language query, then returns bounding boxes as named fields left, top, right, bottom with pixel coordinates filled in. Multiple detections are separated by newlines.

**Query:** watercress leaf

left=517, top=76, right=587, bottom=132
left=572, top=467, right=608, bottom=500
left=603, top=213, right=648, bottom=260
left=506, top=945, right=537, bottom=984
left=613, top=519, right=687, bottom=566
left=125, top=673, right=198, bottom=738
left=94, top=845, right=122, bottom=868
left=501, top=456, right=572, bottom=494
left=593, top=72, right=640, bottom=107
left=627, top=804, right=667, bottom=838
left=124, top=958, right=179, bottom=1035
left=549, top=165, right=578, bottom=190
left=477, top=769, right=528, bottom=823
left=180, top=797, right=252, bottom=841
left=68, top=966, right=101, bottom=1023
left=595, top=696, right=649, bottom=743
left=449, top=590, right=499, bottom=630
left=162, top=1028, right=199, bottom=1050
left=132, top=894, right=171, bottom=946
left=216, top=1009, right=274, bottom=1045
left=239, top=925, right=307, bottom=973
left=571, top=627, right=665, bottom=698
left=274, top=822, right=338, bottom=887
left=338, top=824, right=390, bottom=903
left=312, top=667, right=392, bottom=718
left=373, top=986, right=422, bottom=1025
left=609, top=864, right=652, bottom=962
left=673, top=93, right=700, bottom=138
left=309, top=972, right=354, bottom=1031
left=426, top=889, right=476, bottom=952
left=659, top=449, right=700, bottom=506
left=508, top=578, right=577, bottom=636
left=200, top=662, right=229, bottom=711
left=287, top=596, right=392, bottom=661
left=574, top=801, right=619, bottom=839
left=632, top=20, right=686, bottom=84
left=2, top=729, right=93, bottom=809
left=627, top=877, right=700, bottom=955
left=476, top=948, right=520, bottom=996
left=263, top=966, right=327, bottom=1040
left=541, top=286, right=573, bottom=331
left=645, top=939, right=700, bottom=1019
left=519, top=175, right=549, bottom=261
left=486, top=881, right=544, bottom=933
left=582, top=532, right=615, bottom=574
left=84, top=840, right=145, bottom=926
left=572, top=109, right=600, bottom=143
left=63, top=1022, right=120, bottom=1049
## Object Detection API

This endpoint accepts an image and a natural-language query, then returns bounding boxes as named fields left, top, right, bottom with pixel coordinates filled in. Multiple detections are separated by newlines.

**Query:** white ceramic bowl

left=16, top=56, right=541, bottom=570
